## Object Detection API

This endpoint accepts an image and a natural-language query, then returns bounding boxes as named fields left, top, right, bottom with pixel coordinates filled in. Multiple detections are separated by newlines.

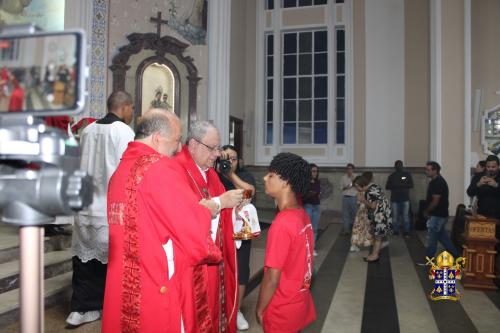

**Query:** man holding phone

left=386, top=160, right=414, bottom=237
left=467, top=154, right=500, bottom=220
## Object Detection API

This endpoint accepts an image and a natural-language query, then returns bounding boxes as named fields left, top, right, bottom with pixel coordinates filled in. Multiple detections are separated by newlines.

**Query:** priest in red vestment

left=174, top=121, right=244, bottom=333
left=102, top=110, right=222, bottom=333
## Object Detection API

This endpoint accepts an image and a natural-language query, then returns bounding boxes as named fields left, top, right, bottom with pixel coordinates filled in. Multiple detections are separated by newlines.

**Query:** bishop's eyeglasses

left=195, top=138, right=221, bottom=153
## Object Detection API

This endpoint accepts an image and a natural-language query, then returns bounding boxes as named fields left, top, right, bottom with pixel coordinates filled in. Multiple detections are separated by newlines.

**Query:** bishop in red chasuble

left=174, top=121, right=244, bottom=333
left=102, top=111, right=221, bottom=333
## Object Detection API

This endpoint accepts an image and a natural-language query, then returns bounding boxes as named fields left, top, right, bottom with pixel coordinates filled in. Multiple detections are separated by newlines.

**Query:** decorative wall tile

left=89, top=0, right=107, bottom=118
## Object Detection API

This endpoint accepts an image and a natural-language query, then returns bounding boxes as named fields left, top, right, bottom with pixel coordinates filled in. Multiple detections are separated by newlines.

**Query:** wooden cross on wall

left=150, top=11, right=169, bottom=39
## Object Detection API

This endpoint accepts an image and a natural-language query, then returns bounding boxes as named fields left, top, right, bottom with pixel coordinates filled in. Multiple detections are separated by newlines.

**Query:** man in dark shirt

left=466, top=154, right=500, bottom=219
left=419, top=161, right=459, bottom=264
left=386, top=160, right=413, bottom=237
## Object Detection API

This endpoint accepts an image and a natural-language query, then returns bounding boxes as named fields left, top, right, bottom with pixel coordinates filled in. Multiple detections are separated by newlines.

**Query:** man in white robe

left=66, top=91, right=135, bottom=327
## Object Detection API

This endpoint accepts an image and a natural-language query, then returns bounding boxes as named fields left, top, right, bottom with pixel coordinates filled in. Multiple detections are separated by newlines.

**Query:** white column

left=365, top=0, right=405, bottom=166
left=430, top=0, right=442, bottom=163
left=464, top=0, right=472, bottom=204
left=208, top=0, right=232, bottom=144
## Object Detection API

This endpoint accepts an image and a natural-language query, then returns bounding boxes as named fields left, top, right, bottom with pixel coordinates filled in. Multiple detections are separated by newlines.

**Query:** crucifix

left=150, top=11, right=169, bottom=39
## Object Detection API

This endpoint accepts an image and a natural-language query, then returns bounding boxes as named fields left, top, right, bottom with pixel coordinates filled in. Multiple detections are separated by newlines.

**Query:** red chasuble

left=102, top=142, right=222, bottom=333
left=174, top=146, right=238, bottom=333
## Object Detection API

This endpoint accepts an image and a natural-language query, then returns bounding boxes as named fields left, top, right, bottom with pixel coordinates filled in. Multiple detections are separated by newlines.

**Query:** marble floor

left=1, top=213, right=499, bottom=333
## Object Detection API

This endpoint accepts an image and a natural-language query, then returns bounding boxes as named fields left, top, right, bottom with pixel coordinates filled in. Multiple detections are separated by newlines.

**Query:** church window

left=282, top=0, right=327, bottom=7
left=257, top=0, right=350, bottom=164
left=265, top=34, right=274, bottom=144
left=282, top=30, right=328, bottom=144
left=335, top=28, right=345, bottom=144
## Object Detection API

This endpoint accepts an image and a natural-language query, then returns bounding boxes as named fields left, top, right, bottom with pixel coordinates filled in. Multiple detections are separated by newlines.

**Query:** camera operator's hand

left=220, top=189, right=244, bottom=209
left=219, top=150, right=235, bottom=176
left=220, top=150, right=229, bottom=160
left=199, top=199, right=220, bottom=218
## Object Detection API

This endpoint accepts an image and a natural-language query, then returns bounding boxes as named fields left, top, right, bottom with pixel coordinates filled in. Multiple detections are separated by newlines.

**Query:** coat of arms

left=425, top=251, right=466, bottom=301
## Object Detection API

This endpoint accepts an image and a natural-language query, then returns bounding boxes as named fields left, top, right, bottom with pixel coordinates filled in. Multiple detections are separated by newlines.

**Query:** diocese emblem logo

left=425, top=251, right=466, bottom=301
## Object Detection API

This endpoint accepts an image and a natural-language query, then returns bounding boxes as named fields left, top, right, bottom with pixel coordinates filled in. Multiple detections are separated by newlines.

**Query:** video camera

left=0, top=24, right=91, bottom=333
left=0, top=24, right=90, bottom=224
left=216, top=157, right=232, bottom=175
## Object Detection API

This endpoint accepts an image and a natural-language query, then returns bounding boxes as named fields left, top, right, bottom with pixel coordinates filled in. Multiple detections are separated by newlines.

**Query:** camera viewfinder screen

left=0, top=32, right=83, bottom=115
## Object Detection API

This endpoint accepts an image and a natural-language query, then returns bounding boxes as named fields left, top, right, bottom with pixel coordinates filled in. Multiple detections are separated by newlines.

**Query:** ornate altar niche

left=109, top=33, right=201, bottom=133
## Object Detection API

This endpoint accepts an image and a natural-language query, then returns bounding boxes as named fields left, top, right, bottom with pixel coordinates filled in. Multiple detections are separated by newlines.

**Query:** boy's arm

left=256, top=268, right=281, bottom=325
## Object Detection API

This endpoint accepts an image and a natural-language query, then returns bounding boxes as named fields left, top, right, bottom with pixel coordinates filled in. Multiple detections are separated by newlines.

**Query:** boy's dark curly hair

left=268, top=152, right=311, bottom=197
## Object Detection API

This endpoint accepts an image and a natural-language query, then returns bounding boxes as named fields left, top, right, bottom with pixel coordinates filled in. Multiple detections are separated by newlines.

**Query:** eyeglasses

left=195, top=138, right=221, bottom=153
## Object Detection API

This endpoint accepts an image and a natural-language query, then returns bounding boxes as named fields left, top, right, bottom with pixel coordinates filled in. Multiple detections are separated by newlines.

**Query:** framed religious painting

left=137, top=57, right=179, bottom=117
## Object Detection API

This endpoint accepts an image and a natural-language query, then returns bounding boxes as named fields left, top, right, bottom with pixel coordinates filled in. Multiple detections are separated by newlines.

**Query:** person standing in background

left=340, top=163, right=357, bottom=235
left=66, top=91, right=135, bottom=327
left=474, top=160, right=486, bottom=175
left=303, top=163, right=321, bottom=256
left=8, top=70, right=24, bottom=112
left=467, top=155, right=500, bottom=220
left=418, top=161, right=459, bottom=265
left=385, top=160, right=413, bottom=237
left=354, top=173, right=392, bottom=262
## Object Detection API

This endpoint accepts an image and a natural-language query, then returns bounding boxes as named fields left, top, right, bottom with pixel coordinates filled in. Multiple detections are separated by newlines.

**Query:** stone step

left=0, top=271, right=72, bottom=329
left=0, top=249, right=73, bottom=294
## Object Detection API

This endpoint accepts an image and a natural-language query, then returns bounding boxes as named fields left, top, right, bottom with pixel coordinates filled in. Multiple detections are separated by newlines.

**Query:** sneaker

left=313, top=250, right=318, bottom=257
left=237, top=310, right=249, bottom=330
left=349, top=245, right=360, bottom=252
left=381, top=241, right=389, bottom=249
left=66, top=311, right=100, bottom=327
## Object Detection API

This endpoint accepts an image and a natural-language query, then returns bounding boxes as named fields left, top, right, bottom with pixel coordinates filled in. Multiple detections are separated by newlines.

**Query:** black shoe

left=364, top=257, right=380, bottom=263
left=393, top=232, right=400, bottom=236
left=45, top=225, right=71, bottom=236
left=403, top=232, right=410, bottom=238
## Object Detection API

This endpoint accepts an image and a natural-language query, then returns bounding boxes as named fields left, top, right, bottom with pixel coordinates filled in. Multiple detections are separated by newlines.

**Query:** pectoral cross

left=150, top=11, right=169, bottom=40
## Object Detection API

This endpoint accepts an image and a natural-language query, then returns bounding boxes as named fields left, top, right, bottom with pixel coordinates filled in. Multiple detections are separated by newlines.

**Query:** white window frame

left=254, top=0, right=353, bottom=165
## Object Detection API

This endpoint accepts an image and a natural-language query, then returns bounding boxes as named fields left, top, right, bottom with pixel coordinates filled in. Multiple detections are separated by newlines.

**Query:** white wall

left=365, top=0, right=405, bottom=166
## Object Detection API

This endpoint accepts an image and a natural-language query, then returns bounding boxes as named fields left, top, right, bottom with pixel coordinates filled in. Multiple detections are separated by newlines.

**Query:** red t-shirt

left=263, top=208, right=316, bottom=333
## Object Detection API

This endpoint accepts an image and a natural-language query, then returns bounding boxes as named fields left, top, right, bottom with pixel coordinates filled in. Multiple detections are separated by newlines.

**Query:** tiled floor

left=1, top=212, right=499, bottom=332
